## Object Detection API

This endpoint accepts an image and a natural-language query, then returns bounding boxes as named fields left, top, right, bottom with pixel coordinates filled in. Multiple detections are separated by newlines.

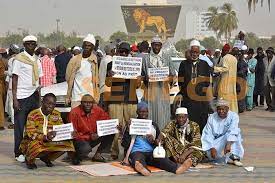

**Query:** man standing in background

left=12, top=35, right=43, bottom=162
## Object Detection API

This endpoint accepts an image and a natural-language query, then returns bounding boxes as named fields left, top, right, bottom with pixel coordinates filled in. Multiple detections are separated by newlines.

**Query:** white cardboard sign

left=97, top=119, right=119, bottom=137
left=112, top=56, right=142, bottom=79
left=129, top=118, right=152, bottom=136
left=52, top=123, right=74, bottom=141
left=148, top=67, right=169, bottom=82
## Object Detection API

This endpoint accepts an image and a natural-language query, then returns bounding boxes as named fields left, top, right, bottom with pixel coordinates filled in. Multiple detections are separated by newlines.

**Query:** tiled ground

left=0, top=106, right=274, bottom=183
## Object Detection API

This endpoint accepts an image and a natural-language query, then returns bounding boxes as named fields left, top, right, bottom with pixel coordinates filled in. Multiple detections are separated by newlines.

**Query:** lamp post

left=56, top=19, right=60, bottom=46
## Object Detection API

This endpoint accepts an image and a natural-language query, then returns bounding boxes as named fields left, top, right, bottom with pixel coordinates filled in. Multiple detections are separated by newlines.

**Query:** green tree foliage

left=200, top=36, right=222, bottom=50
left=248, top=0, right=271, bottom=13
left=205, top=3, right=238, bottom=42
left=109, top=31, right=136, bottom=44
left=175, top=39, right=192, bottom=53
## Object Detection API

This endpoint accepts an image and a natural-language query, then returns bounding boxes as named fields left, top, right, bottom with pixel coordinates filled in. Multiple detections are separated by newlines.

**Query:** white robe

left=201, top=111, right=244, bottom=160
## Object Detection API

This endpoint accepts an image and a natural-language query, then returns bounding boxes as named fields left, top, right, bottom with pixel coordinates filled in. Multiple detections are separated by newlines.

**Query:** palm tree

left=219, top=3, right=238, bottom=42
left=247, top=0, right=271, bottom=13
left=205, top=3, right=238, bottom=42
left=204, top=6, right=220, bottom=39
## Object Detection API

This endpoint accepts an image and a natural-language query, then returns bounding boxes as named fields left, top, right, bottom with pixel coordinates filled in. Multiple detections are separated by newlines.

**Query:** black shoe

left=71, top=157, right=81, bottom=165
left=265, top=108, right=270, bottom=111
left=40, top=157, right=54, bottom=167
left=229, top=154, right=240, bottom=161
left=0, top=127, right=5, bottom=131
left=26, top=162, right=37, bottom=169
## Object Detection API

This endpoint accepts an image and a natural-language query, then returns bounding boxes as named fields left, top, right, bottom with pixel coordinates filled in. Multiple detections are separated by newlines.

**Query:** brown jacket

left=65, top=53, right=99, bottom=103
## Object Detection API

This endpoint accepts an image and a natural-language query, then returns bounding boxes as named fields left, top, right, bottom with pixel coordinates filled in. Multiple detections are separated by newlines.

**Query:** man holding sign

left=105, top=42, right=142, bottom=160
left=142, top=35, right=176, bottom=130
left=69, top=94, right=115, bottom=165
left=121, top=102, right=192, bottom=176
left=20, top=93, right=75, bottom=169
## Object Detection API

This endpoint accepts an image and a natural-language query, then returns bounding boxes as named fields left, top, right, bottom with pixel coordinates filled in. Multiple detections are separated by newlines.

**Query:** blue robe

left=246, top=58, right=257, bottom=109
left=201, top=111, right=244, bottom=161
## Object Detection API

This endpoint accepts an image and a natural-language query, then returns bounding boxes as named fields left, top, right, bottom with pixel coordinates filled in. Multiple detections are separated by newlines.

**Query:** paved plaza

left=0, top=107, right=274, bottom=183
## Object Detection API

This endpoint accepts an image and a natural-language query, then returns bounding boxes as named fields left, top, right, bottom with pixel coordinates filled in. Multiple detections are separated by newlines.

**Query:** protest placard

left=112, top=56, right=142, bottom=79
left=97, top=119, right=119, bottom=137
left=148, top=67, right=169, bottom=82
left=52, top=123, right=74, bottom=141
left=129, top=118, right=152, bottom=136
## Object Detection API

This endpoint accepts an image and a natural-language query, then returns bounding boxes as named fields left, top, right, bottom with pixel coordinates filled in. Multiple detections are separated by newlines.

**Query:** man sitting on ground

left=20, top=93, right=75, bottom=169
left=69, top=94, right=114, bottom=165
left=201, top=99, right=244, bottom=166
left=121, top=102, right=192, bottom=176
left=161, top=107, right=204, bottom=166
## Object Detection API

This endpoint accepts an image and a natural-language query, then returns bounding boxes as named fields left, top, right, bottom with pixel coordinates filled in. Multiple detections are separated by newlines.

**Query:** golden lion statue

left=133, top=8, right=168, bottom=35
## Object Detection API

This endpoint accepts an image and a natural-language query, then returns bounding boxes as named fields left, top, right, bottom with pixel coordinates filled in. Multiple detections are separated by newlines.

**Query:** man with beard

left=142, top=35, right=176, bottom=130
left=178, top=40, right=212, bottom=133
left=202, top=99, right=244, bottom=167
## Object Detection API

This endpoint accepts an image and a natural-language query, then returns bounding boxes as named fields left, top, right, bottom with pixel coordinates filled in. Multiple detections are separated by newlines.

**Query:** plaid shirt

left=40, top=55, right=56, bottom=87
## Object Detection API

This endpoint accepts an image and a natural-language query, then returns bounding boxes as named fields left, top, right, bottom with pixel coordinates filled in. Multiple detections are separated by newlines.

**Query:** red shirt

left=40, top=55, right=56, bottom=87
left=68, top=105, right=110, bottom=141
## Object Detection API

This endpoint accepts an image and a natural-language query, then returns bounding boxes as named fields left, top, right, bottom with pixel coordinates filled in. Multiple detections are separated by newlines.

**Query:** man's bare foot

left=176, top=158, right=192, bottom=174
left=134, top=161, right=151, bottom=176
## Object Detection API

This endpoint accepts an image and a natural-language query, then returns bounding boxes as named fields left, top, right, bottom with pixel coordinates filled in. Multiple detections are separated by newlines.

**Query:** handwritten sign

left=52, top=123, right=74, bottom=141
left=148, top=67, right=169, bottom=82
left=97, top=119, right=119, bottom=137
left=112, top=56, right=142, bottom=79
left=129, top=118, right=152, bottom=136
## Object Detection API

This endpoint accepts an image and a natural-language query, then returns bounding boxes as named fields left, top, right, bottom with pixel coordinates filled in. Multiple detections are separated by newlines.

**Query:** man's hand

left=224, top=142, right=232, bottom=154
left=117, top=124, right=123, bottom=133
left=47, top=131, right=57, bottom=141
left=136, top=76, right=143, bottom=87
left=146, top=134, right=155, bottom=144
left=65, top=97, right=71, bottom=106
left=107, top=70, right=115, bottom=77
left=210, top=148, right=217, bottom=159
left=13, top=99, right=21, bottom=112
left=71, top=131, right=78, bottom=138
left=90, top=133, right=99, bottom=141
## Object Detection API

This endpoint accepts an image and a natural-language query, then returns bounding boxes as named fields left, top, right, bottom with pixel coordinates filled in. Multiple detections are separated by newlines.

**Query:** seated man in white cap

left=201, top=99, right=244, bottom=166
left=160, top=107, right=204, bottom=166
left=12, top=35, right=43, bottom=162
left=66, top=34, right=99, bottom=108
left=121, top=102, right=192, bottom=176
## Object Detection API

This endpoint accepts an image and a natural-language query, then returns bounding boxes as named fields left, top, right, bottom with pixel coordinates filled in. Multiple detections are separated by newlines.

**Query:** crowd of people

left=0, top=30, right=274, bottom=176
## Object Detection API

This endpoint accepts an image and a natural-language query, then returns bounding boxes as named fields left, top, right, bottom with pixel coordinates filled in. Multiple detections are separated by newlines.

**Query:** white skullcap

left=190, top=40, right=200, bottom=48
left=83, top=34, right=96, bottom=45
left=23, top=35, right=37, bottom=42
left=216, top=99, right=229, bottom=107
left=73, top=46, right=81, bottom=51
left=215, top=49, right=221, bottom=52
left=241, top=45, right=248, bottom=51
left=151, top=35, right=162, bottom=44
left=176, top=107, right=188, bottom=115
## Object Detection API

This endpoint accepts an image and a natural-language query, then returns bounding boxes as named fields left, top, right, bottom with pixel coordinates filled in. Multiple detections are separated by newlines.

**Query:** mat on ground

left=69, top=162, right=214, bottom=176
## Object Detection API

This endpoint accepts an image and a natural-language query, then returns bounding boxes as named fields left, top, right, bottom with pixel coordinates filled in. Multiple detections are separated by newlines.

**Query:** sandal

left=92, top=153, right=108, bottom=162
